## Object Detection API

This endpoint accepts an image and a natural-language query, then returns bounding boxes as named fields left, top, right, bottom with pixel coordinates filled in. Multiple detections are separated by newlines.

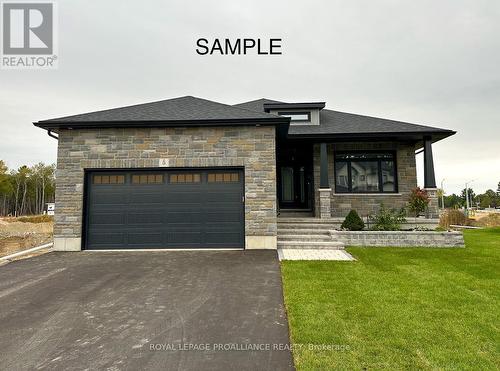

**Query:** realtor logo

left=1, top=1, right=58, bottom=69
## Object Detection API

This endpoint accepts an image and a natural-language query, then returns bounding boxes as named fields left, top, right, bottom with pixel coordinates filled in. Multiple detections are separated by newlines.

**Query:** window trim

left=333, top=151, right=398, bottom=194
left=277, top=111, right=311, bottom=123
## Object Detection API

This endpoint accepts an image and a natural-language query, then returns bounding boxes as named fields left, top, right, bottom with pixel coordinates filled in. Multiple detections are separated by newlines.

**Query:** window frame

left=277, top=111, right=311, bottom=123
left=333, top=151, right=398, bottom=194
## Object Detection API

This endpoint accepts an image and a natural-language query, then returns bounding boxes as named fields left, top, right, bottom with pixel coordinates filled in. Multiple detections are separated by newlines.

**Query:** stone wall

left=331, top=230, right=464, bottom=247
left=313, top=142, right=417, bottom=218
left=54, top=126, right=277, bottom=251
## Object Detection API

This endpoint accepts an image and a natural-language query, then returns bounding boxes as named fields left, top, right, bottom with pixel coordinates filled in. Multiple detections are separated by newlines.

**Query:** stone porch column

left=423, top=136, right=439, bottom=218
left=319, top=143, right=331, bottom=218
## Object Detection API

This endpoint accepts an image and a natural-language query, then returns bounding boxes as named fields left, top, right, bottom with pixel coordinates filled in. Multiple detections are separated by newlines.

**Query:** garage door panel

left=128, top=192, right=164, bottom=204
left=85, top=169, right=244, bottom=250
left=166, top=211, right=204, bottom=223
left=165, top=193, right=204, bottom=203
left=89, top=212, right=126, bottom=225
left=87, top=232, right=125, bottom=246
left=92, top=192, right=128, bottom=205
left=167, top=231, right=202, bottom=245
left=128, top=211, right=163, bottom=224
left=206, top=211, right=242, bottom=222
left=127, top=232, right=163, bottom=246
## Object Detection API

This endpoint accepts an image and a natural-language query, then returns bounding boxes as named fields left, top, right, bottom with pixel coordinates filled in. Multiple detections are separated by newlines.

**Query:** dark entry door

left=84, top=169, right=244, bottom=250
left=277, top=144, right=313, bottom=210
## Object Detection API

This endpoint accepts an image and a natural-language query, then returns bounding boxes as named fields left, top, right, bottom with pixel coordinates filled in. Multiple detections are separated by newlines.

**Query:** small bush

left=439, top=209, right=467, bottom=228
left=341, top=210, right=365, bottom=231
left=369, top=204, right=406, bottom=231
left=17, top=215, right=54, bottom=223
left=408, top=187, right=430, bottom=217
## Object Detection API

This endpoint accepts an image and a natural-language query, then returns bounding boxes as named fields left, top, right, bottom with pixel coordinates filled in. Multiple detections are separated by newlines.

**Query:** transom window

left=93, top=175, right=125, bottom=184
left=277, top=111, right=310, bottom=122
left=170, top=173, right=201, bottom=183
left=131, top=174, right=163, bottom=184
left=207, top=173, right=240, bottom=183
left=334, top=152, right=397, bottom=193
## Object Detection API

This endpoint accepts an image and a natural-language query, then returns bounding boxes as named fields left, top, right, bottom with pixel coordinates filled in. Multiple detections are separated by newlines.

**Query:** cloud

left=1, top=0, right=499, bottom=193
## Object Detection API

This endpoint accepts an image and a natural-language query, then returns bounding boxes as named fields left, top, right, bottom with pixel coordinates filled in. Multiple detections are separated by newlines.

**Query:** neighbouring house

left=34, top=96, right=455, bottom=251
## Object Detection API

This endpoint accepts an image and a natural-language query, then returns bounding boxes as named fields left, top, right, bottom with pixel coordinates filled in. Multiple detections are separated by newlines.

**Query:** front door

left=277, top=143, right=313, bottom=210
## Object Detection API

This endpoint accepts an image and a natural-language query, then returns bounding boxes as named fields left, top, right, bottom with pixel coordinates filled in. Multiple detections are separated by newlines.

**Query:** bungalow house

left=34, top=96, right=455, bottom=251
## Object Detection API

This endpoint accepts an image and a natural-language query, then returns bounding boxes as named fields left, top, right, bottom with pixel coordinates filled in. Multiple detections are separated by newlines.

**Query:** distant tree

left=0, top=161, right=56, bottom=216
left=461, top=188, right=476, bottom=208
left=497, top=181, right=500, bottom=196
left=444, top=193, right=462, bottom=209
left=478, top=189, right=499, bottom=208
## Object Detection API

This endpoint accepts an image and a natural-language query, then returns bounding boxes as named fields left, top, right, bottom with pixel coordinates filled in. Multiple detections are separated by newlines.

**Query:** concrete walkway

left=0, top=251, right=294, bottom=371
left=278, top=248, right=355, bottom=261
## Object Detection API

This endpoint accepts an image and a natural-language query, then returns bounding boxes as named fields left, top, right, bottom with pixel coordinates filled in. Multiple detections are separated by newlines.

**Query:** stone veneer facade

left=313, top=141, right=417, bottom=218
left=54, top=126, right=277, bottom=251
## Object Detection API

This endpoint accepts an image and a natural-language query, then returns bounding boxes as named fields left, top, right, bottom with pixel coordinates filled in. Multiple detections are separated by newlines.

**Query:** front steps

left=277, top=218, right=346, bottom=251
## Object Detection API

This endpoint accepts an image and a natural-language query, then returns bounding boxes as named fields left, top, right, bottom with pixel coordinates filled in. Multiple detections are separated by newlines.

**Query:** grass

left=281, top=228, right=500, bottom=370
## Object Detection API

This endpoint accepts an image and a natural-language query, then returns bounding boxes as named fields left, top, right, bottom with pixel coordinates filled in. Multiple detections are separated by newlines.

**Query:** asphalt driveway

left=0, top=251, right=294, bottom=371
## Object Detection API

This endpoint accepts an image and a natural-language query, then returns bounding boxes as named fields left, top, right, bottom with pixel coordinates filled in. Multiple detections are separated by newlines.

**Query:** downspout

left=47, top=130, right=58, bottom=140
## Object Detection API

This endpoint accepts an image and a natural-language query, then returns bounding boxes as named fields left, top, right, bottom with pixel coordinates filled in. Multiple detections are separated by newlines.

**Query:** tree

left=478, top=189, right=499, bottom=208
left=0, top=161, right=56, bottom=216
left=444, top=193, right=462, bottom=209
left=461, top=188, right=476, bottom=208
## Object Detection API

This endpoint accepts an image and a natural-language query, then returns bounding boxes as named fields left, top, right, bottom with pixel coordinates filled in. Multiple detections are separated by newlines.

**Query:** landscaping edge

left=331, top=230, right=465, bottom=247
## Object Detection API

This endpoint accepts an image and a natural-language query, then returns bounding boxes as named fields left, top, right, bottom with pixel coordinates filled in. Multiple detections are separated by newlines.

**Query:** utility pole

left=440, top=179, right=445, bottom=209
left=465, top=179, right=475, bottom=217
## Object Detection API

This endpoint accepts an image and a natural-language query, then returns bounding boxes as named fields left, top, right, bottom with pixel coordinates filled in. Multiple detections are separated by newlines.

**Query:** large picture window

left=334, top=152, right=397, bottom=193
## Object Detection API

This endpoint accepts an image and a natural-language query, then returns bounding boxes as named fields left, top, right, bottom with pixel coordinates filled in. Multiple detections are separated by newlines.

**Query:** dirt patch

left=0, top=218, right=53, bottom=258
left=471, top=213, right=500, bottom=227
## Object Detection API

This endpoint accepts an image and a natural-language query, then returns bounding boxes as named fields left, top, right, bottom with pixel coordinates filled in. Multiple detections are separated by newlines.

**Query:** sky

left=0, top=0, right=499, bottom=194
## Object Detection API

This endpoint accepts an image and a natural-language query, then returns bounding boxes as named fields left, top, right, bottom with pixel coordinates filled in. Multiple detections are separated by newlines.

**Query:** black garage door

left=84, top=168, right=244, bottom=250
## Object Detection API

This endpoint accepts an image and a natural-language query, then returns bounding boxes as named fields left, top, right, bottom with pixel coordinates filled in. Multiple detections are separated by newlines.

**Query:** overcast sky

left=1, top=0, right=499, bottom=194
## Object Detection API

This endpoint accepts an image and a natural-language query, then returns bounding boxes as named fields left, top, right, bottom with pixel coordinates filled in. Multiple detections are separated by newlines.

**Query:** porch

left=276, top=138, right=439, bottom=219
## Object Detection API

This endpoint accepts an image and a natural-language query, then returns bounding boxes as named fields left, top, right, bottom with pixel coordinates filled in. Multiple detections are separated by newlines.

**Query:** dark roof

left=35, top=96, right=288, bottom=129
left=233, top=98, right=283, bottom=113
left=234, top=98, right=456, bottom=142
left=263, top=102, right=325, bottom=112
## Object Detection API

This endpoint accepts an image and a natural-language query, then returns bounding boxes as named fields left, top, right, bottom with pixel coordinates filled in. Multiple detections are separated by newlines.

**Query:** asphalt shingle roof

left=234, top=98, right=455, bottom=138
left=37, top=96, right=283, bottom=125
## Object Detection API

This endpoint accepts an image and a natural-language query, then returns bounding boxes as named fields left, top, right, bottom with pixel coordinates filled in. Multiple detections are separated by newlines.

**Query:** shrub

left=369, top=204, right=406, bottom=231
left=408, top=187, right=430, bottom=217
left=341, top=210, right=365, bottom=231
left=439, top=209, right=467, bottom=228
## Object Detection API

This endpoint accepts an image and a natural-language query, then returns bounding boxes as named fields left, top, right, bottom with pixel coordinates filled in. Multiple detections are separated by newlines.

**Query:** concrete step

left=278, top=241, right=345, bottom=250
left=278, top=218, right=337, bottom=224
left=278, top=224, right=336, bottom=231
left=278, top=228, right=332, bottom=235
left=278, top=234, right=333, bottom=241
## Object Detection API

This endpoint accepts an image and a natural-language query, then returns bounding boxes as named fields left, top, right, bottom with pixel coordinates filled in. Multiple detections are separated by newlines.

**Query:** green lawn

left=281, top=228, right=500, bottom=370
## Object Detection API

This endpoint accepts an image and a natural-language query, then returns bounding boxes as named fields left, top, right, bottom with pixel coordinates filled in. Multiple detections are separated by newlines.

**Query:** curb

left=0, top=242, right=54, bottom=262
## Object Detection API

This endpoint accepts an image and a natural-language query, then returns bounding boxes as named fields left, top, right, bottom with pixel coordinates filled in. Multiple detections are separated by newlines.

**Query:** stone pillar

left=425, top=187, right=439, bottom=219
left=319, top=188, right=332, bottom=218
